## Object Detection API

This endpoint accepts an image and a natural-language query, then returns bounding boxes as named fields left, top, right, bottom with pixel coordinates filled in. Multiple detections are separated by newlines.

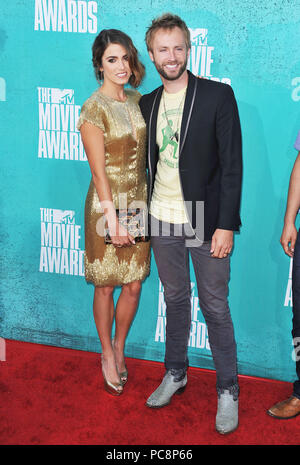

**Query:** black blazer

left=139, top=70, right=243, bottom=241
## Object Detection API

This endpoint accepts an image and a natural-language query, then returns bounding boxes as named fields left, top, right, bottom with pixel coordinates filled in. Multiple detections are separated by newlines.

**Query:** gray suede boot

left=146, top=369, right=187, bottom=408
left=215, top=384, right=239, bottom=434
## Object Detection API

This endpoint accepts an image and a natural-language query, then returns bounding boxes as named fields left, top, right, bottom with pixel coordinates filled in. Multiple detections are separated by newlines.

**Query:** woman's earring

left=99, top=70, right=104, bottom=82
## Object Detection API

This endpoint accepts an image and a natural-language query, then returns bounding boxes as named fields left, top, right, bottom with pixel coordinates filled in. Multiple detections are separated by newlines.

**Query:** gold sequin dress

left=77, top=88, right=150, bottom=287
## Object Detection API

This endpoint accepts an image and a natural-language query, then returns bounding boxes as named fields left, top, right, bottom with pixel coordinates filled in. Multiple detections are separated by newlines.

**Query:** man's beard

left=153, top=58, right=188, bottom=81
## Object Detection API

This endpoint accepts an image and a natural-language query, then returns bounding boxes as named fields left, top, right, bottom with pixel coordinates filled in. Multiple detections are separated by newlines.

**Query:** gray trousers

left=150, top=215, right=238, bottom=389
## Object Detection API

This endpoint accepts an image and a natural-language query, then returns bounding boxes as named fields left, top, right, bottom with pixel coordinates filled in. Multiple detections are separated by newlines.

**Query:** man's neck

left=161, top=70, right=189, bottom=94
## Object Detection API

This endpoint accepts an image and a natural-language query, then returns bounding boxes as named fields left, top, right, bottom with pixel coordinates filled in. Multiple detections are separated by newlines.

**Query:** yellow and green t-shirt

left=150, top=86, right=188, bottom=224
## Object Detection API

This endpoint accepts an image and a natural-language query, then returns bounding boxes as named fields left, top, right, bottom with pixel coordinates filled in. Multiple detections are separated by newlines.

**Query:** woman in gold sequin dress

left=77, top=30, right=150, bottom=396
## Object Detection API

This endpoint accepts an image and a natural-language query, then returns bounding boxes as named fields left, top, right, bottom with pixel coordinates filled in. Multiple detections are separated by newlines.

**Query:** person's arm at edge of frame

left=280, top=151, right=300, bottom=257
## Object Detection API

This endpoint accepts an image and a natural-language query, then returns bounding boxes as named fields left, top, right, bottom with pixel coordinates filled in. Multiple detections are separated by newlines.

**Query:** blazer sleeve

left=216, top=85, right=243, bottom=231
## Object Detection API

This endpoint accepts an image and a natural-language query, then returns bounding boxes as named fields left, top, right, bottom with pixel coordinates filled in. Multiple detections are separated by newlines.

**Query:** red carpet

left=0, top=339, right=300, bottom=445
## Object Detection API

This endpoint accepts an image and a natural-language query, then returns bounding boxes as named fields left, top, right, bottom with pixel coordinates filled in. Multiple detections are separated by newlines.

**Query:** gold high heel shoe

left=119, top=369, right=128, bottom=386
left=112, top=338, right=128, bottom=386
left=101, top=356, right=123, bottom=396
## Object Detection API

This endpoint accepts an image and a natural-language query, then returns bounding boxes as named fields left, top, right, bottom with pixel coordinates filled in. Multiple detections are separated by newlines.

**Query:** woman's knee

left=122, top=281, right=141, bottom=298
left=95, top=285, right=114, bottom=298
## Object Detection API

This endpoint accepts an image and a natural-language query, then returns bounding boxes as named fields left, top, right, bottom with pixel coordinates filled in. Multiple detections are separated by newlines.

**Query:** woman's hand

left=108, top=218, right=135, bottom=247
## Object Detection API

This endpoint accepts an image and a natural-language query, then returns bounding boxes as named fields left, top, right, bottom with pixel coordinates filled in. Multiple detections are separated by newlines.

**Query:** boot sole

left=267, top=409, right=300, bottom=420
left=146, top=384, right=187, bottom=409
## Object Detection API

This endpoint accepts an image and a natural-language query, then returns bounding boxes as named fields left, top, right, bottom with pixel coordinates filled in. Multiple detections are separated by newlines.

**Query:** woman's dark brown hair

left=92, top=29, right=145, bottom=88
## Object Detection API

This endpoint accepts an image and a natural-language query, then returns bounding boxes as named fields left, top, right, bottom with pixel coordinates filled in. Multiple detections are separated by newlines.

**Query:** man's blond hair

left=145, top=13, right=191, bottom=52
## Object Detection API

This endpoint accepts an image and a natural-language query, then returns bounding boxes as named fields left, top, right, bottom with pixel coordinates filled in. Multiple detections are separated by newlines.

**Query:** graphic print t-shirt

left=150, top=86, right=188, bottom=224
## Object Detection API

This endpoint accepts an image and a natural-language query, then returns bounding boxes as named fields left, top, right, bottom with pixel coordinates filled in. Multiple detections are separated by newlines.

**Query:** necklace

left=162, top=88, right=187, bottom=143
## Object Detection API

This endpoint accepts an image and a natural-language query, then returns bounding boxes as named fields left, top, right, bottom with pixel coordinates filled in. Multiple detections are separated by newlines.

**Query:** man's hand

left=211, top=229, right=234, bottom=258
left=280, top=223, right=298, bottom=257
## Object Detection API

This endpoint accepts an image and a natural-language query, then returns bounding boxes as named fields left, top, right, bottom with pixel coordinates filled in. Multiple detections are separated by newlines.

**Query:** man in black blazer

left=139, top=13, right=242, bottom=434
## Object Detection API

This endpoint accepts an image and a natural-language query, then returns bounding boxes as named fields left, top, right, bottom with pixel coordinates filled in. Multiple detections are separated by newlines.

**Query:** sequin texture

left=77, top=88, right=150, bottom=287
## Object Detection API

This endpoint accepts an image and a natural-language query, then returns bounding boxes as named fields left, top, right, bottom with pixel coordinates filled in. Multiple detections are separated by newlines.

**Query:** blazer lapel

left=179, top=71, right=198, bottom=155
left=148, top=86, right=163, bottom=161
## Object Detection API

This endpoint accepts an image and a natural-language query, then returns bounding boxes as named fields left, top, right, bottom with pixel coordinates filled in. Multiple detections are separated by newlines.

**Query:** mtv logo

left=51, top=88, right=74, bottom=104
left=0, top=77, right=6, bottom=102
left=189, top=28, right=208, bottom=46
left=52, top=209, right=75, bottom=224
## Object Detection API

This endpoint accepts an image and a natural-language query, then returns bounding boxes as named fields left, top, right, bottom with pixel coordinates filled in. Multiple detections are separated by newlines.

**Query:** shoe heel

left=175, top=385, right=186, bottom=395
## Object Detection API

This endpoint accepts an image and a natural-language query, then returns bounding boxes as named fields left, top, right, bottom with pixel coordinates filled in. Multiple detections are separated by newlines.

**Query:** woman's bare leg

left=113, top=280, right=141, bottom=373
left=93, top=285, right=121, bottom=387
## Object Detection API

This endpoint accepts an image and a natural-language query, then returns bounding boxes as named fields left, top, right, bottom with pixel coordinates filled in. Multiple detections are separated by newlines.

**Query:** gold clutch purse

left=104, top=208, right=149, bottom=244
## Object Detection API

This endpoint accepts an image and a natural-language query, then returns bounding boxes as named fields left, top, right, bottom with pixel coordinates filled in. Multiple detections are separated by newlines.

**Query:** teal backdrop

left=1, top=0, right=300, bottom=382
